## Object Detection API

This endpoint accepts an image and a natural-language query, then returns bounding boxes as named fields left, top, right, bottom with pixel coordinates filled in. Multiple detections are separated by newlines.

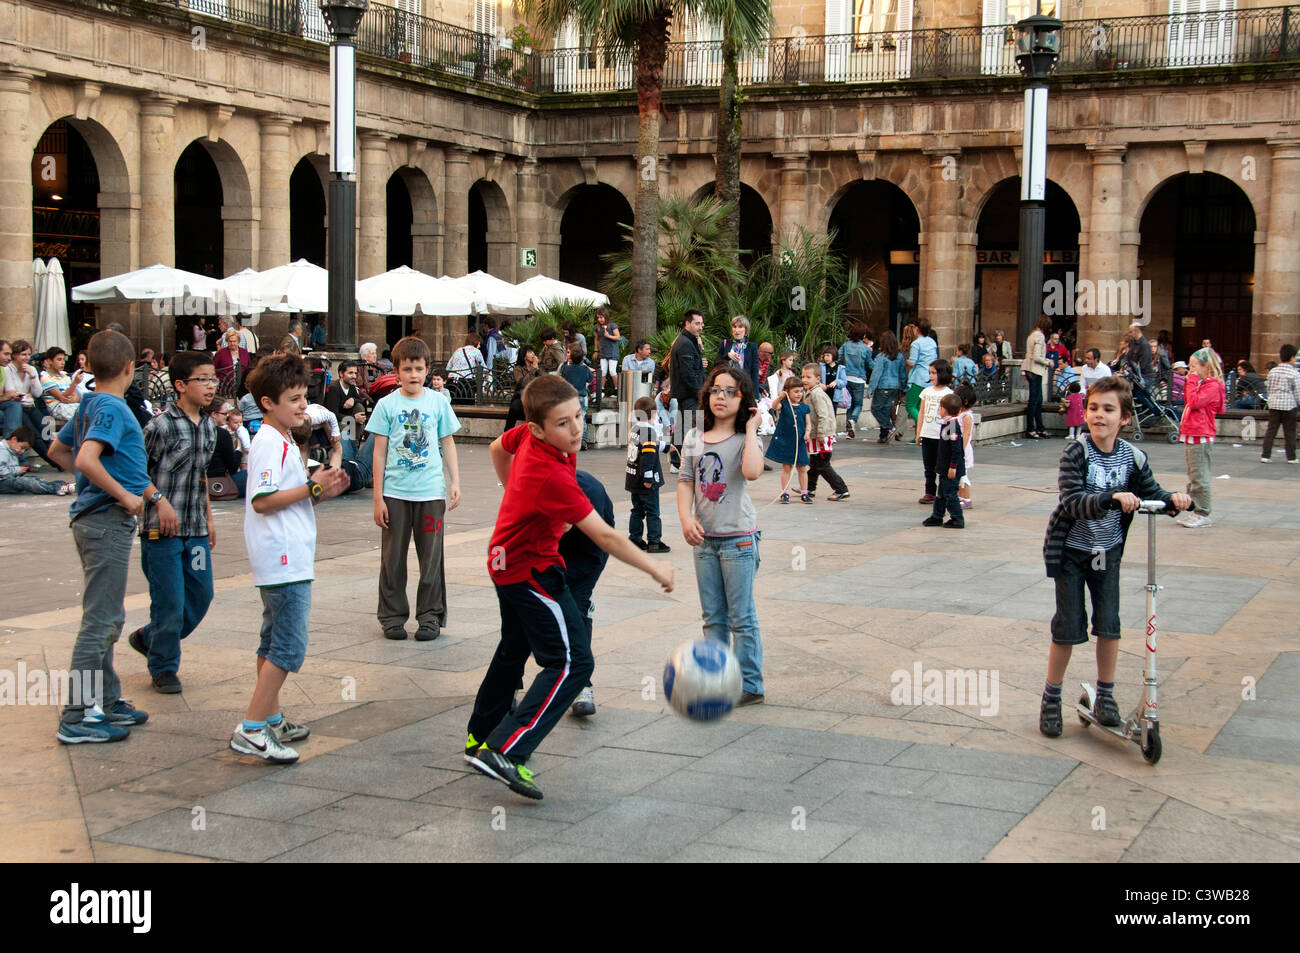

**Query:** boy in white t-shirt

left=368, top=336, right=462, bottom=642
left=230, top=355, right=348, bottom=764
left=914, top=358, right=955, bottom=504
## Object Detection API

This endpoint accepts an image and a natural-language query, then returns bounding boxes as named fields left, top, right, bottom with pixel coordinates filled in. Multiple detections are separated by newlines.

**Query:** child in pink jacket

left=1177, top=348, right=1226, bottom=529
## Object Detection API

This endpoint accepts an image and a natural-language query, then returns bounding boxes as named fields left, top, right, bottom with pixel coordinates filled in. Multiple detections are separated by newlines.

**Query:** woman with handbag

left=1023, top=316, right=1053, bottom=438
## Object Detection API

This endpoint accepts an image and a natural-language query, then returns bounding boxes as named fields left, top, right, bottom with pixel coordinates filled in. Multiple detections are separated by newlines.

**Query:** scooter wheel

left=1141, top=726, right=1162, bottom=765
left=1167, top=431, right=1180, bottom=444
left=1130, top=429, right=1144, bottom=442
left=1078, top=694, right=1091, bottom=727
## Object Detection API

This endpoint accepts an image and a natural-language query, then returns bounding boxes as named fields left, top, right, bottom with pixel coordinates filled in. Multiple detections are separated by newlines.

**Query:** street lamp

left=320, top=0, right=369, bottom=352
left=1013, top=10, right=1062, bottom=349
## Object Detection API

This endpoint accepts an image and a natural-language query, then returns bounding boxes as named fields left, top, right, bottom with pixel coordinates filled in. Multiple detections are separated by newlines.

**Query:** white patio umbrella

left=32, top=259, right=47, bottom=338
left=442, top=270, right=534, bottom=315
left=34, top=258, right=71, bottom=354
left=356, top=266, right=473, bottom=315
left=515, top=273, right=608, bottom=310
left=223, top=259, right=329, bottom=314
left=72, top=263, right=224, bottom=351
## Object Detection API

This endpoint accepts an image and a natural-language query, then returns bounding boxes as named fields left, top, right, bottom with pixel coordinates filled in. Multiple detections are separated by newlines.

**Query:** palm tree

left=526, top=0, right=770, bottom=342
left=712, top=1, right=772, bottom=266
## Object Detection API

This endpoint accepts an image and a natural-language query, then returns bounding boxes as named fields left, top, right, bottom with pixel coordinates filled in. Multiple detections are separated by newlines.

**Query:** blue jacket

left=838, top=340, right=873, bottom=381
left=907, top=336, right=938, bottom=388
left=868, top=352, right=906, bottom=393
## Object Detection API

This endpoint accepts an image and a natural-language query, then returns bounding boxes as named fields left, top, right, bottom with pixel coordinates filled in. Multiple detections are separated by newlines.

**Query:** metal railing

left=140, top=2, right=1298, bottom=94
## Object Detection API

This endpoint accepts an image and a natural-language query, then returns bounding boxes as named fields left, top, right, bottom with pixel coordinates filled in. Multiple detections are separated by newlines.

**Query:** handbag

left=208, top=474, right=241, bottom=501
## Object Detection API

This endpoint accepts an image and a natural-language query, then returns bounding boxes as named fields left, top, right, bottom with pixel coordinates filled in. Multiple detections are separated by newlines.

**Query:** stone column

left=259, top=114, right=295, bottom=269
left=1258, top=138, right=1300, bottom=362
left=0, top=69, right=38, bottom=341
left=139, top=96, right=181, bottom=269
left=921, top=147, right=963, bottom=348
left=358, top=131, right=394, bottom=280
left=442, top=146, right=471, bottom=276
left=775, top=152, right=809, bottom=247
left=1082, top=144, right=1128, bottom=356
left=515, top=157, right=546, bottom=276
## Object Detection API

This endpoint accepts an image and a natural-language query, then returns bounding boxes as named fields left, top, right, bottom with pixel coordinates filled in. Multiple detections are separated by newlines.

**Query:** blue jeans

left=628, top=488, right=661, bottom=543
left=694, top=532, right=763, bottom=694
left=257, top=582, right=312, bottom=672
left=845, top=381, right=865, bottom=432
left=21, top=403, right=53, bottom=461
left=138, top=535, right=214, bottom=675
left=0, top=474, right=63, bottom=494
left=0, top=399, right=21, bottom=436
left=61, top=508, right=136, bottom=725
left=871, top=388, right=898, bottom=432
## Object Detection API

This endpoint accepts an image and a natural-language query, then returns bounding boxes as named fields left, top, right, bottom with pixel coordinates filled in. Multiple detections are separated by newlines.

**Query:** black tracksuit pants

left=468, top=566, right=594, bottom=762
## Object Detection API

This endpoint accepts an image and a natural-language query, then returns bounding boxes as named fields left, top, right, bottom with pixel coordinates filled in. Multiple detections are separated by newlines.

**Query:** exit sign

left=520, top=248, right=537, bottom=268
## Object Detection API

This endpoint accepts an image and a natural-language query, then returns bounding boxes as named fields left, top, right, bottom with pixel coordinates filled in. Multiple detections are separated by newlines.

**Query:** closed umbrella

left=39, top=258, right=71, bottom=354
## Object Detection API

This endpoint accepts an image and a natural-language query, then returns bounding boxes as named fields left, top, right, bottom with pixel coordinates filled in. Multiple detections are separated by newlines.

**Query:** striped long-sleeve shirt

left=1042, top=437, right=1175, bottom=578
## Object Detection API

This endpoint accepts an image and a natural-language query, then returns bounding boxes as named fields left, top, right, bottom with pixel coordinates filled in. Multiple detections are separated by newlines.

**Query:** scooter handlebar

left=1138, top=500, right=1166, bottom=513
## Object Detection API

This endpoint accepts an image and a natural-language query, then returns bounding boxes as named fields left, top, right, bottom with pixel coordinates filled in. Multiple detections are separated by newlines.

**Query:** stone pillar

left=775, top=152, right=809, bottom=246
left=442, top=146, right=471, bottom=276
left=1258, top=138, right=1300, bottom=362
left=515, top=157, right=546, bottom=276
left=0, top=69, right=38, bottom=341
left=921, top=147, right=963, bottom=349
left=358, top=131, right=394, bottom=280
left=1082, top=144, right=1128, bottom=357
left=259, top=114, right=295, bottom=269
left=139, top=96, right=180, bottom=269
left=222, top=207, right=258, bottom=274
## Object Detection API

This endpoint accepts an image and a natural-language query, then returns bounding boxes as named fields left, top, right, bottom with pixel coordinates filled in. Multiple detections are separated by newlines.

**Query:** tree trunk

left=716, top=27, right=742, bottom=270
left=632, top=11, right=670, bottom=344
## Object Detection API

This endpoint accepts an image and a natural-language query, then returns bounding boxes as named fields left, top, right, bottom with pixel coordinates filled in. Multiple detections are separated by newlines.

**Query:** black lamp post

left=320, top=0, right=368, bottom=352
left=1013, top=10, right=1062, bottom=349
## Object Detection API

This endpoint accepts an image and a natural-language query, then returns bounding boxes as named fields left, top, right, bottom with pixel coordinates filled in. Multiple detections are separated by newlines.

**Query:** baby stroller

left=1120, top=366, right=1182, bottom=443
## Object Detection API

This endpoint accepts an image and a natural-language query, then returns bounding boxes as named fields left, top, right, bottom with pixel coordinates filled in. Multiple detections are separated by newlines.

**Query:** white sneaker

left=670, top=465, right=679, bottom=474
left=57, top=483, right=75, bottom=496
left=267, top=716, right=310, bottom=744
left=230, top=724, right=299, bottom=763
left=1181, top=514, right=1213, bottom=528
left=571, top=686, right=595, bottom=716
left=1260, top=456, right=1270, bottom=463
left=1288, top=458, right=1298, bottom=465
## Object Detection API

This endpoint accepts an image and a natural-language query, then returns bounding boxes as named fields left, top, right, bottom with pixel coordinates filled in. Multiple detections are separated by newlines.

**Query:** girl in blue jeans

left=677, top=365, right=766, bottom=704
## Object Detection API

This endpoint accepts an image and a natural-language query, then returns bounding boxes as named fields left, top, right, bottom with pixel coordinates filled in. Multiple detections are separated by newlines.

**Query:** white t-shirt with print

left=918, top=385, right=954, bottom=440
left=244, top=425, right=315, bottom=587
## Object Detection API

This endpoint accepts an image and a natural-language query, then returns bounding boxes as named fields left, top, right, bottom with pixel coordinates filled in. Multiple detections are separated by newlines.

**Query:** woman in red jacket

left=1177, top=348, right=1226, bottom=528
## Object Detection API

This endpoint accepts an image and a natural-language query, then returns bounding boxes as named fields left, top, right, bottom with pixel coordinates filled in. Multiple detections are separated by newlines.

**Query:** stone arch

left=814, top=153, right=928, bottom=237
left=469, top=177, right=513, bottom=279
left=827, top=178, right=924, bottom=334
left=173, top=137, right=256, bottom=275
left=289, top=155, right=327, bottom=267
left=689, top=180, right=775, bottom=268
left=557, top=183, right=633, bottom=292
left=391, top=165, right=440, bottom=274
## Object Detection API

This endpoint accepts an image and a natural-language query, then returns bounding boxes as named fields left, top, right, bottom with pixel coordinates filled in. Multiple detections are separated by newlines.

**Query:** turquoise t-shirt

left=366, top=388, right=461, bottom=502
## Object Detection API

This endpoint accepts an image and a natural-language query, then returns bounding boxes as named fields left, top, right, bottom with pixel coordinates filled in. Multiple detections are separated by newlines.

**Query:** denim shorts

left=257, top=581, right=312, bottom=672
left=1051, top=544, right=1123, bottom=645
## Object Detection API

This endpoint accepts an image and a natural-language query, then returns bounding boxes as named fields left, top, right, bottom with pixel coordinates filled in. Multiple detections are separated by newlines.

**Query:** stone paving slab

left=3, top=436, right=1298, bottom=862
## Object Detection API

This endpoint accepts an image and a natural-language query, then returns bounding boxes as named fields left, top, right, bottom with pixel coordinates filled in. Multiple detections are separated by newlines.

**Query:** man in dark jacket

left=324, top=361, right=369, bottom=441
left=669, top=309, right=707, bottom=415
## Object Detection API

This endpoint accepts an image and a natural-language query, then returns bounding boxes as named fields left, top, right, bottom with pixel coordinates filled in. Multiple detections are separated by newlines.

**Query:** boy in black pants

left=626, top=396, right=669, bottom=553
left=1038, top=376, right=1190, bottom=736
left=464, top=375, right=673, bottom=800
left=923, top=394, right=966, bottom=528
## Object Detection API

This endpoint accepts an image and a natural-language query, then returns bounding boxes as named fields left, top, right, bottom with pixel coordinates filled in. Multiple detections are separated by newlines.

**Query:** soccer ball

left=663, top=640, right=743, bottom=722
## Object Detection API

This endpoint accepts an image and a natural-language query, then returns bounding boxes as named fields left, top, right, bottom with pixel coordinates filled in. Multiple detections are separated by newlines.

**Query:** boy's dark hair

left=700, top=364, right=757, bottom=435
left=1068, top=381, right=1081, bottom=394
left=1281, top=344, right=1297, bottom=363
left=7, top=426, right=35, bottom=444
left=940, top=393, right=963, bottom=416
left=289, top=421, right=312, bottom=446
left=44, top=346, right=67, bottom=362
left=247, top=354, right=309, bottom=410
left=931, top=358, right=953, bottom=387
left=568, top=343, right=585, bottom=361
left=956, top=343, right=969, bottom=355
left=87, top=329, right=135, bottom=378
left=956, top=384, right=976, bottom=408
left=801, top=362, right=820, bottom=376
left=633, top=396, right=657, bottom=419
left=1088, top=374, right=1135, bottom=418
left=392, top=335, right=431, bottom=367
left=169, top=350, right=214, bottom=392
left=522, top=373, right=579, bottom=425
left=539, top=326, right=557, bottom=342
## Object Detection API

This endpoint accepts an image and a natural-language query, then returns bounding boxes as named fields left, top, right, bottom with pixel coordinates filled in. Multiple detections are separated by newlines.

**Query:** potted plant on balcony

left=508, top=24, right=544, bottom=56
left=512, top=66, right=536, bottom=91
left=494, top=53, right=515, bottom=78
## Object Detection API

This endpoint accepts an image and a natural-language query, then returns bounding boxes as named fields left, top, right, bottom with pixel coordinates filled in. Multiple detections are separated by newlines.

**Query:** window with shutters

left=474, top=0, right=497, bottom=39
left=853, top=0, right=898, bottom=50
left=981, top=1, right=1060, bottom=74
left=393, top=0, right=421, bottom=60
left=1168, top=0, right=1237, bottom=66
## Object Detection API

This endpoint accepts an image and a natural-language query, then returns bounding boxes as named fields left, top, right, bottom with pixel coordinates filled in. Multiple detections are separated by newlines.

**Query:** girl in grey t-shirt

left=677, top=367, right=767, bottom=703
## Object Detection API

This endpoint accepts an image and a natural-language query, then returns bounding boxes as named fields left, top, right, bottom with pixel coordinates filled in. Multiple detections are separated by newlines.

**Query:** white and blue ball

left=663, top=639, right=743, bottom=722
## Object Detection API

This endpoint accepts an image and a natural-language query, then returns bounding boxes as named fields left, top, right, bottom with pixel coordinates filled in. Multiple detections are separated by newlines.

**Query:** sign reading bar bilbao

left=887, top=250, right=1079, bottom=266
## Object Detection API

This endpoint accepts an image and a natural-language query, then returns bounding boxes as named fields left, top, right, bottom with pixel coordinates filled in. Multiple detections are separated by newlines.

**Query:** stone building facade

left=3, top=0, right=1298, bottom=368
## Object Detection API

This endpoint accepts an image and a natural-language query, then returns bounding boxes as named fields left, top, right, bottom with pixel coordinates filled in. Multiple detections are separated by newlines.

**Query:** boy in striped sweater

left=1039, top=376, right=1190, bottom=738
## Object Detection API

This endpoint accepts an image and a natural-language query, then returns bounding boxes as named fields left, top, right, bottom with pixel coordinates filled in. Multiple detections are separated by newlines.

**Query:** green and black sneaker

left=466, top=745, right=543, bottom=800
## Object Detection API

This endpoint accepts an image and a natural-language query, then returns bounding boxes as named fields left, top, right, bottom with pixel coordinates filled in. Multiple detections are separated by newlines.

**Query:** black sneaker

left=646, top=541, right=671, bottom=554
left=151, top=672, right=182, bottom=694
left=466, top=745, right=543, bottom=800
left=943, top=520, right=965, bottom=529
left=127, top=628, right=148, bottom=657
left=628, top=537, right=648, bottom=550
left=383, top=626, right=408, bottom=641
left=737, top=691, right=765, bottom=707
left=414, top=623, right=441, bottom=642
left=922, top=516, right=944, bottom=527
left=1094, top=692, right=1122, bottom=727
left=1039, top=696, right=1062, bottom=737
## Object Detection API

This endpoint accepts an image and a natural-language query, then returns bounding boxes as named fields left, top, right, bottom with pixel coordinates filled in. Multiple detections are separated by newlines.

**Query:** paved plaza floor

left=2, top=434, right=1297, bottom=862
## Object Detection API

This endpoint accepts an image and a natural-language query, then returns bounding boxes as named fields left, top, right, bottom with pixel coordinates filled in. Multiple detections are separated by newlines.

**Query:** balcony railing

left=144, top=2, right=1297, bottom=95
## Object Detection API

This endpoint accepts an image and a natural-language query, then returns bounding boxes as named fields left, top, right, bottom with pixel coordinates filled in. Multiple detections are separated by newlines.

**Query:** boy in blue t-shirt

left=559, top=343, right=594, bottom=450
left=367, top=336, right=462, bottom=641
left=48, top=331, right=163, bottom=744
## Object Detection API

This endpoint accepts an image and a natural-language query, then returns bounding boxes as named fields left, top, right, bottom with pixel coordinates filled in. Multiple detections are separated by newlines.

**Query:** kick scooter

left=1076, top=499, right=1166, bottom=765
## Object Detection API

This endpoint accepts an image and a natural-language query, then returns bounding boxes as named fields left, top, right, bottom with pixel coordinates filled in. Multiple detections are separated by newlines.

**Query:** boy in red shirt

left=465, top=375, right=673, bottom=799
